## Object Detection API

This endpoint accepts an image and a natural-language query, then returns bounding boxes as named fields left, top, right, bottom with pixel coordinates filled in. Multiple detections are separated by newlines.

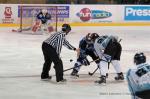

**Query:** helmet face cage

left=91, top=33, right=99, bottom=41
left=134, top=52, right=146, bottom=65
left=86, top=33, right=92, bottom=42
left=42, top=9, right=48, bottom=14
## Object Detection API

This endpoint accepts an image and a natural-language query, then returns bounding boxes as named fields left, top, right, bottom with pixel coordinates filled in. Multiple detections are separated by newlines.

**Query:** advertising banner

left=0, top=4, right=18, bottom=24
left=0, top=4, right=150, bottom=26
left=124, top=6, right=150, bottom=21
left=18, top=5, right=70, bottom=23
left=70, top=5, right=121, bottom=23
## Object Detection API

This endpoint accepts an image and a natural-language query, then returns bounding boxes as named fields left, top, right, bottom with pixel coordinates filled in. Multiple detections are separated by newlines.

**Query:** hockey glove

left=103, top=54, right=111, bottom=63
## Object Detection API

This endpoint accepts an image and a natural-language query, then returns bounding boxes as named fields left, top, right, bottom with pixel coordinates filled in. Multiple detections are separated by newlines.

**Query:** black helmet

left=62, top=24, right=71, bottom=32
left=85, top=33, right=92, bottom=41
left=134, top=52, right=146, bottom=65
left=90, top=33, right=99, bottom=41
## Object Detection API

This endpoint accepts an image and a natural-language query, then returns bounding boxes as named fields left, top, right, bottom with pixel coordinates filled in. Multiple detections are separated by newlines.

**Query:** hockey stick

left=63, top=58, right=99, bottom=72
left=119, top=38, right=122, bottom=42
left=88, top=58, right=110, bottom=76
left=63, top=67, right=74, bottom=72
left=88, top=62, right=111, bottom=76
left=88, top=67, right=99, bottom=76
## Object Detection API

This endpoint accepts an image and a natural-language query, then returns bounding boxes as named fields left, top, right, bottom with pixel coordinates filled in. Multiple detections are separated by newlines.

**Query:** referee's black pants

left=41, top=42, right=64, bottom=82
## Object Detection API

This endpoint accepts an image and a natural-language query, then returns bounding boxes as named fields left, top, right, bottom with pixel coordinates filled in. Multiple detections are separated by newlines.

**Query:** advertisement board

left=0, top=4, right=150, bottom=26
left=124, top=6, right=150, bottom=21
left=18, top=5, right=70, bottom=23
left=0, top=4, right=18, bottom=24
left=70, top=5, right=122, bottom=23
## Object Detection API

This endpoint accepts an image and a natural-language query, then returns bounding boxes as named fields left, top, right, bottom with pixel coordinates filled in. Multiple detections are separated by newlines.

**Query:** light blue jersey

left=126, top=63, right=150, bottom=98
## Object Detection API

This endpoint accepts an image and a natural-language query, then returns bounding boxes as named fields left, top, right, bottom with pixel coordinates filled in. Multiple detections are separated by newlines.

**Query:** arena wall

left=0, top=4, right=150, bottom=27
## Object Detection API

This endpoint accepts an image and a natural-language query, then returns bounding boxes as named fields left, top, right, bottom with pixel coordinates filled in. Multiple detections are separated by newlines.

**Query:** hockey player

left=41, top=24, right=77, bottom=83
left=70, top=33, right=100, bottom=77
left=12, top=9, right=53, bottom=33
left=32, top=9, right=53, bottom=33
left=127, top=52, right=150, bottom=99
left=90, top=34, right=124, bottom=85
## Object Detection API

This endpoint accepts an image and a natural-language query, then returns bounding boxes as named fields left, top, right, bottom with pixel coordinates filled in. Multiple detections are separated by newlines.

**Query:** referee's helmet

left=62, top=24, right=71, bottom=32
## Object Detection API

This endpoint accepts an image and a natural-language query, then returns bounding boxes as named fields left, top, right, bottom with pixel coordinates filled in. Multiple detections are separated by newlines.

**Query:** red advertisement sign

left=2, top=7, right=14, bottom=23
left=4, top=7, right=12, bottom=18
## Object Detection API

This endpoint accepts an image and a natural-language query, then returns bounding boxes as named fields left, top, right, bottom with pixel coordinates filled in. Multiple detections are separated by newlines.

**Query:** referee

left=41, top=24, right=77, bottom=82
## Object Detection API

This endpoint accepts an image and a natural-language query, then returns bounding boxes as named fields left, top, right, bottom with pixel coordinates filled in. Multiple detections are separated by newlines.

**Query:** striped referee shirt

left=44, top=31, right=76, bottom=55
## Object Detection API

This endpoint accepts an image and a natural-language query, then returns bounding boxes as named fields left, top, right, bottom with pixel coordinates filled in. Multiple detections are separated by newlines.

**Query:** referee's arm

left=63, top=38, right=76, bottom=51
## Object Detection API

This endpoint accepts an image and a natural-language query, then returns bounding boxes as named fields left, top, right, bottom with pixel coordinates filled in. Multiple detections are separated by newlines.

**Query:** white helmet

left=42, top=9, right=48, bottom=14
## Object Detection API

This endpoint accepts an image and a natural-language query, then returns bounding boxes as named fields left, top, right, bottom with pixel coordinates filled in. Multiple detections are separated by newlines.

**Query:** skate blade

left=41, top=79, right=51, bottom=81
left=95, top=82, right=106, bottom=86
left=57, top=81, right=67, bottom=84
left=70, top=75, right=79, bottom=79
left=115, top=78, right=124, bottom=81
left=94, top=81, right=106, bottom=86
left=41, top=77, right=52, bottom=81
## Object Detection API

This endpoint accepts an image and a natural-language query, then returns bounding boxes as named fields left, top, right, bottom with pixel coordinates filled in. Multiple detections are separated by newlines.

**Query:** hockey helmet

left=90, top=33, right=99, bottom=41
left=62, top=24, right=71, bottom=32
left=134, top=52, right=146, bottom=65
left=42, top=9, right=48, bottom=14
left=86, top=33, right=92, bottom=41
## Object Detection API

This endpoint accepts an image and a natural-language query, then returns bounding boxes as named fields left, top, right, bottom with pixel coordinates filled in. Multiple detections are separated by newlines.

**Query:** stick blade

left=88, top=72, right=93, bottom=76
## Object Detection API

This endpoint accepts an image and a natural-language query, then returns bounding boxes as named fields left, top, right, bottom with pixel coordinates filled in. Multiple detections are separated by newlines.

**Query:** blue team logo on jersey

left=124, top=6, right=150, bottom=21
left=76, top=8, right=112, bottom=22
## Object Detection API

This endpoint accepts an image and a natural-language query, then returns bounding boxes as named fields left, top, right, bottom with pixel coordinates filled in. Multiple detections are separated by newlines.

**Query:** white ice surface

left=0, top=26, right=150, bottom=99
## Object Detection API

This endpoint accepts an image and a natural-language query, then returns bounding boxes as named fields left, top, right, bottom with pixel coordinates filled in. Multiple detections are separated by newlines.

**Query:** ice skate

left=57, top=79, right=67, bottom=84
left=70, top=69, right=79, bottom=78
left=41, top=76, right=52, bottom=81
left=95, top=76, right=106, bottom=85
left=115, top=72, right=124, bottom=80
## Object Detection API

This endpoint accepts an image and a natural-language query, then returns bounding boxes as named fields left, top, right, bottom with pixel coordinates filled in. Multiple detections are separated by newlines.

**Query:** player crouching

left=12, top=9, right=53, bottom=34
left=33, top=9, right=53, bottom=33
left=70, top=33, right=100, bottom=78
left=90, top=33, right=124, bottom=85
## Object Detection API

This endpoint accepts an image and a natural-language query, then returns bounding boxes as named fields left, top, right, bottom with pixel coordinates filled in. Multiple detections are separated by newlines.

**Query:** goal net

left=19, top=6, right=58, bottom=34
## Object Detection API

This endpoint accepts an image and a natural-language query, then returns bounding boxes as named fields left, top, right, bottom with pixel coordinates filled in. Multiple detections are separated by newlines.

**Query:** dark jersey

left=79, top=37, right=95, bottom=58
left=36, top=12, right=51, bottom=24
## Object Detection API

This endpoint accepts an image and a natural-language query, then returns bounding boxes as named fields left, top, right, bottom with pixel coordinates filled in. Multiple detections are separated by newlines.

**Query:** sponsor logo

left=125, top=6, right=150, bottom=21
left=76, top=8, right=112, bottom=22
left=4, top=7, right=12, bottom=18
left=2, top=7, right=14, bottom=23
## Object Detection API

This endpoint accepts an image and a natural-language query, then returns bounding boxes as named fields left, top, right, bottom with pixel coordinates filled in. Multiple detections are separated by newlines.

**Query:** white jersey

left=126, top=63, right=150, bottom=96
left=94, top=36, right=112, bottom=59
left=94, top=36, right=109, bottom=50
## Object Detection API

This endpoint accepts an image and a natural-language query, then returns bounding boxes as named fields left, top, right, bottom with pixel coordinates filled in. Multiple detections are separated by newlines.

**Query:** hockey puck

left=70, top=59, right=73, bottom=62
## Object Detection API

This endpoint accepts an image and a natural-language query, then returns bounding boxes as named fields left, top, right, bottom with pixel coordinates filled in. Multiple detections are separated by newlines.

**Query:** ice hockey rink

left=0, top=26, right=150, bottom=99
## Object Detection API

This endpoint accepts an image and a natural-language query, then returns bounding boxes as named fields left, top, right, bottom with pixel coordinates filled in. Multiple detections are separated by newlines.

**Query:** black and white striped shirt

left=44, top=31, right=76, bottom=55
